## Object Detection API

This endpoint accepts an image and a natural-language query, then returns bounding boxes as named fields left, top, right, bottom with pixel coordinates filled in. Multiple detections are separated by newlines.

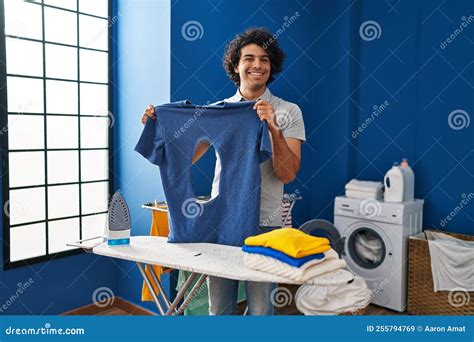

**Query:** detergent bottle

left=384, top=162, right=404, bottom=203
left=400, top=158, right=415, bottom=202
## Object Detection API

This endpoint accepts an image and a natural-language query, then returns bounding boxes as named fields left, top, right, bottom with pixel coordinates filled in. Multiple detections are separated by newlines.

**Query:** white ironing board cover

left=93, top=236, right=353, bottom=284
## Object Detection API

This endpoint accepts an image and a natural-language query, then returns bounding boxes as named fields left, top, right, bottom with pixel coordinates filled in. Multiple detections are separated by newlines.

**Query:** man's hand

left=254, top=99, right=301, bottom=184
left=253, top=99, right=279, bottom=131
left=141, top=104, right=156, bottom=125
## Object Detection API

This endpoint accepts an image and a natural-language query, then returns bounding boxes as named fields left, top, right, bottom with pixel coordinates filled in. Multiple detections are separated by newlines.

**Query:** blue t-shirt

left=134, top=100, right=272, bottom=246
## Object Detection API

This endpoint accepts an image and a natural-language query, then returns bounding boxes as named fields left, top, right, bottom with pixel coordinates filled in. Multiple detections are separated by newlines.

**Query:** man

left=141, top=28, right=306, bottom=315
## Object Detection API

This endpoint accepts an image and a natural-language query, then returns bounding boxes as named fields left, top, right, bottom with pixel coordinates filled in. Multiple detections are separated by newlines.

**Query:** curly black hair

left=223, top=28, right=286, bottom=86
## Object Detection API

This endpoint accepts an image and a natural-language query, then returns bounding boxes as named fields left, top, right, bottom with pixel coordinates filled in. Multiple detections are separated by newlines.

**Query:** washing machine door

left=343, top=221, right=394, bottom=279
left=299, top=219, right=344, bottom=256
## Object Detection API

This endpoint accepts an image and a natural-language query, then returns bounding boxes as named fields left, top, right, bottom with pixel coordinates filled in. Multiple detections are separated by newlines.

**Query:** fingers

left=146, top=105, right=155, bottom=115
left=253, top=99, right=271, bottom=110
left=256, top=107, right=273, bottom=116
left=141, top=104, right=155, bottom=125
left=253, top=99, right=263, bottom=110
left=145, top=105, right=155, bottom=118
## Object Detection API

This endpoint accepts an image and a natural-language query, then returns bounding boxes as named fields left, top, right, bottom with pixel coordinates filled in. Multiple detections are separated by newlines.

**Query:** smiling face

left=234, top=44, right=271, bottom=91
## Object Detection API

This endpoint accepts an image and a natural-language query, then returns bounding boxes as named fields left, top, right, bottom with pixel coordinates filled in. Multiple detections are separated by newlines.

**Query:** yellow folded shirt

left=244, top=227, right=330, bottom=258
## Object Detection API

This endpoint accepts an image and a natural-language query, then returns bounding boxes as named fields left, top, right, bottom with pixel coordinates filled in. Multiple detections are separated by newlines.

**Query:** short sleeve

left=134, top=114, right=165, bottom=166
left=281, top=104, right=306, bottom=142
left=258, top=121, right=272, bottom=163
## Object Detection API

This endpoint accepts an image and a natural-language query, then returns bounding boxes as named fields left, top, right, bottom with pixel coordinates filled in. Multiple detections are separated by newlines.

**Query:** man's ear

left=234, top=65, right=239, bottom=74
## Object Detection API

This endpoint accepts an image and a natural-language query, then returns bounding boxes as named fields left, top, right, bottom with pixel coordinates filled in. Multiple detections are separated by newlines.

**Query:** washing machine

left=300, top=196, right=423, bottom=312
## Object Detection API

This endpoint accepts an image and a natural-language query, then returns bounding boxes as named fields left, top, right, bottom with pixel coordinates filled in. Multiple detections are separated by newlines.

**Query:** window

left=1, top=0, right=112, bottom=269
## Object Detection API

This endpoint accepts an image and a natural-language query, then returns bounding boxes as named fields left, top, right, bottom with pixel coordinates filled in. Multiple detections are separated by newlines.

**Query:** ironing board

left=73, top=236, right=353, bottom=315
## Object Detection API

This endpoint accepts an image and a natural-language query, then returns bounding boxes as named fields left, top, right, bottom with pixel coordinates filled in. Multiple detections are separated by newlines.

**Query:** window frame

left=1, top=0, right=115, bottom=270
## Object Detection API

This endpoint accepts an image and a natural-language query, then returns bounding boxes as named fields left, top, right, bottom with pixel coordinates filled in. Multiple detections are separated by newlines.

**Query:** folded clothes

left=244, top=249, right=338, bottom=277
left=244, top=227, right=330, bottom=258
left=244, top=251, right=347, bottom=282
left=345, top=179, right=383, bottom=193
left=345, top=189, right=383, bottom=200
left=295, top=276, right=371, bottom=315
left=242, top=245, right=324, bottom=267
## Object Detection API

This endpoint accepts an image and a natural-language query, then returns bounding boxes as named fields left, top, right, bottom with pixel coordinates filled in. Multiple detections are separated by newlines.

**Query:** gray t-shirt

left=211, top=87, right=306, bottom=227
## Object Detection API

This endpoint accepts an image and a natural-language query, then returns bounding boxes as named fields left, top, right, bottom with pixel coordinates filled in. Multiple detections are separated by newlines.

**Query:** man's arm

left=269, top=129, right=301, bottom=184
left=192, top=141, right=211, bottom=164
left=254, top=99, right=302, bottom=184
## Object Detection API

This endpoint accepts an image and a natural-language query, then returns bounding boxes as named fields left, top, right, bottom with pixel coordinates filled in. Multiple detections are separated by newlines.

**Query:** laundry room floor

left=64, top=285, right=404, bottom=316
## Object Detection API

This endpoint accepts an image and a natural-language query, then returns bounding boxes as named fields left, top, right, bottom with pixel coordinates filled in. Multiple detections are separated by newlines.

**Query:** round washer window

left=347, top=227, right=386, bottom=269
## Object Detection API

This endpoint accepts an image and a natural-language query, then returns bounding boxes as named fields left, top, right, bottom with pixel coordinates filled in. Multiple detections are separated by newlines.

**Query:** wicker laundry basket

left=407, top=230, right=474, bottom=315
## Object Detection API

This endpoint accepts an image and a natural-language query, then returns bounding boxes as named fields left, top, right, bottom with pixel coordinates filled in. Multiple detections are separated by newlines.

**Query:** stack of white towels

left=345, top=179, right=384, bottom=199
left=244, top=248, right=352, bottom=285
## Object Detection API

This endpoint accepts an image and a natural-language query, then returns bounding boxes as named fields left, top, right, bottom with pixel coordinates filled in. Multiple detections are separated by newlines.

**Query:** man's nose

left=252, top=59, right=262, bottom=69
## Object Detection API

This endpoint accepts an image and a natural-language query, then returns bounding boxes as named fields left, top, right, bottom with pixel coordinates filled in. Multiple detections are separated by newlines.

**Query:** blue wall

left=0, top=251, right=116, bottom=314
left=171, top=0, right=473, bottom=234
left=112, top=0, right=171, bottom=313
left=318, top=0, right=473, bottom=234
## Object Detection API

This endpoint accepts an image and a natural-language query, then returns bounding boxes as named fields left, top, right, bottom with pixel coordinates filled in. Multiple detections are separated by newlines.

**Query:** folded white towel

left=243, top=250, right=347, bottom=283
left=295, top=276, right=372, bottom=315
left=300, top=259, right=348, bottom=283
left=426, top=231, right=474, bottom=292
left=345, top=179, right=383, bottom=193
left=345, top=189, right=383, bottom=200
